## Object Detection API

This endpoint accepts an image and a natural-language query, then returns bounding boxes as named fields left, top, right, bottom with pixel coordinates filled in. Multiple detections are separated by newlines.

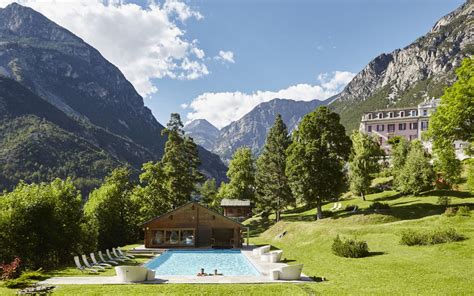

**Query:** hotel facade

left=359, top=98, right=468, bottom=159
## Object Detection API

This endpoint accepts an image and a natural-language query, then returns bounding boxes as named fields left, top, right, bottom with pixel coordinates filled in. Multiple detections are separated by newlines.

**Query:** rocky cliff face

left=200, top=98, right=330, bottom=163
left=331, top=1, right=474, bottom=132
left=0, top=3, right=227, bottom=189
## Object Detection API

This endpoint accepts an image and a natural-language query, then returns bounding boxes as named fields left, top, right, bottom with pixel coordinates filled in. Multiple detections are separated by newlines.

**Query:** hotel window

left=378, top=113, right=383, bottom=119
left=389, top=112, right=394, bottom=118
left=367, top=113, right=372, bottom=120
left=423, top=109, right=428, bottom=116
left=367, top=125, right=372, bottom=132
left=399, top=123, right=406, bottom=130
left=410, top=122, right=418, bottom=130
left=399, top=111, right=405, bottom=117
left=421, top=121, right=429, bottom=130
left=410, top=110, right=418, bottom=116
left=376, top=124, right=384, bottom=132
left=388, top=124, right=395, bottom=132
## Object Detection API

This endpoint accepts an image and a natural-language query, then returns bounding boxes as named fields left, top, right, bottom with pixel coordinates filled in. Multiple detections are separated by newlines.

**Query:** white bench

left=270, top=264, right=303, bottom=280
left=261, top=250, right=283, bottom=263
left=252, top=245, right=271, bottom=256
left=115, top=266, right=155, bottom=282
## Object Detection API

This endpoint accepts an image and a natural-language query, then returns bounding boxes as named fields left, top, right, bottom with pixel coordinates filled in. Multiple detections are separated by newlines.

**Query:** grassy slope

left=1, top=190, right=472, bottom=295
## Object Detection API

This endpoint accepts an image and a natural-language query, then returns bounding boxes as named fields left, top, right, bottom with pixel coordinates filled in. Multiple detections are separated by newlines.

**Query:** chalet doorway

left=211, top=228, right=234, bottom=248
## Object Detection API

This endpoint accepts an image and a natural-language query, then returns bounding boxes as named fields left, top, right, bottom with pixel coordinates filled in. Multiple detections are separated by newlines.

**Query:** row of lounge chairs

left=252, top=245, right=303, bottom=280
left=74, top=248, right=135, bottom=273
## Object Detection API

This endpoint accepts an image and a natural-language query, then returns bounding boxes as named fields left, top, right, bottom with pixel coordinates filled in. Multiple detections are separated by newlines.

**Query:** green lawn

left=1, top=189, right=473, bottom=295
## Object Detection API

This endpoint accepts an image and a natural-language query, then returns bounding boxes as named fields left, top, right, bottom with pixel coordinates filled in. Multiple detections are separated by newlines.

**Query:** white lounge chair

left=330, top=203, right=338, bottom=211
left=74, top=256, right=98, bottom=273
left=99, top=251, right=119, bottom=265
left=107, top=249, right=127, bottom=262
left=115, top=266, right=155, bottom=283
left=81, top=254, right=105, bottom=271
left=261, top=250, right=283, bottom=263
left=117, top=247, right=135, bottom=259
left=252, top=245, right=271, bottom=256
left=351, top=205, right=358, bottom=213
left=113, top=248, right=133, bottom=261
left=270, top=264, right=304, bottom=280
left=90, top=253, right=112, bottom=268
left=335, top=202, right=343, bottom=210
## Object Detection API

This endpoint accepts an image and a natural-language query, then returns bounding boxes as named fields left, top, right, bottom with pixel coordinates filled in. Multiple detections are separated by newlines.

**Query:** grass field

left=1, top=189, right=472, bottom=295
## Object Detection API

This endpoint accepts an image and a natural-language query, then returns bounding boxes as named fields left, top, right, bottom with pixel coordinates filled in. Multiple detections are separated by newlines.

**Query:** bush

left=444, top=207, right=458, bottom=217
left=368, top=202, right=391, bottom=210
left=400, top=228, right=464, bottom=246
left=457, top=206, right=470, bottom=216
left=437, top=196, right=452, bottom=208
left=0, top=257, right=21, bottom=280
left=332, top=235, right=369, bottom=258
left=3, top=269, right=47, bottom=289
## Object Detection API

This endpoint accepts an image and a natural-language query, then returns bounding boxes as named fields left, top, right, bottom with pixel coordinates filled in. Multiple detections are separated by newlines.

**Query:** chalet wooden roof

left=140, top=201, right=243, bottom=227
left=220, top=199, right=251, bottom=207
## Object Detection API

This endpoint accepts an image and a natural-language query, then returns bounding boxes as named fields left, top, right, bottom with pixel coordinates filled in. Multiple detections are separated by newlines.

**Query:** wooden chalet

left=220, top=199, right=252, bottom=220
left=141, top=202, right=244, bottom=249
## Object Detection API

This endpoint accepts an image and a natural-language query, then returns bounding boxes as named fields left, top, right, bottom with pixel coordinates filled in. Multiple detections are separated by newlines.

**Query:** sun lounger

left=115, top=266, right=155, bottom=282
left=90, top=253, right=112, bottom=268
left=74, top=256, right=98, bottom=273
left=261, top=250, right=283, bottom=263
left=252, top=245, right=271, bottom=256
left=106, top=249, right=127, bottom=262
left=113, top=248, right=133, bottom=261
left=118, top=247, right=135, bottom=259
left=330, top=203, right=338, bottom=211
left=270, top=264, right=303, bottom=280
left=99, top=251, right=119, bottom=265
left=335, top=202, right=342, bottom=210
left=352, top=205, right=358, bottom=213
left=81, top=254, right=105, bottom=271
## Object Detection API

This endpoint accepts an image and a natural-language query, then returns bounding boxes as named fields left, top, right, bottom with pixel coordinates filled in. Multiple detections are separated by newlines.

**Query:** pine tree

left=161, top=113, right=202, bottom=208
left=396, top=141, right=434, bottom=195
left=286, top=106, right=351, bottom=220
left=349, top=131, right=384, bottom=200
left=255, top=114, right=293, bottom=221
left=199, top=178, right=218, bottom=208
left=225, top=147, right=256, bottom=201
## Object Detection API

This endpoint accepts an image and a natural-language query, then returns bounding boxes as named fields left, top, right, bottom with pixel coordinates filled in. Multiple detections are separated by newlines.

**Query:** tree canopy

left=286, top=106, right=351, bottom=219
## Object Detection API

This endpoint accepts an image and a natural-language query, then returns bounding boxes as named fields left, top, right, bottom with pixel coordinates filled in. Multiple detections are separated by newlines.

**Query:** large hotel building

left=359, top=98, right=468, bottom=159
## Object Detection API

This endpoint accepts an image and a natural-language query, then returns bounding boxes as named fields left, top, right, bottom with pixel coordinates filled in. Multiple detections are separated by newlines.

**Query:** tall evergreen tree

left=224, top=147, right=256, bottom=201
left=199, top=178, right=219, bottom=209
left=161, top=113, right=202, bottom=208
left=286, top=106, right=351, bottom=220
left=255, top=114, right=293, bottom=221
left=349, top=131, right=384, bottom=200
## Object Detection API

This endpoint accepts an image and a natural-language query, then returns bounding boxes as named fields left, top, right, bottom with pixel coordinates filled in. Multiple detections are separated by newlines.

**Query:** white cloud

left=214, top=50, right=235, bottom=64
left=185, top=71, right=355, bottom=129
left=0, top=0, right=209, bottom=97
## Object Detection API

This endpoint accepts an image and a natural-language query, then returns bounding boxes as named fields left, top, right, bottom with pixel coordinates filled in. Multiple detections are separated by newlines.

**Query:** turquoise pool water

left=144, top=250, right=260, bottom=276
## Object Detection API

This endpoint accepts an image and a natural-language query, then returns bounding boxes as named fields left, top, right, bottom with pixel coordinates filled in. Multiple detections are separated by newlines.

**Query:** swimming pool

left=144, top=249, right=260, bottom=276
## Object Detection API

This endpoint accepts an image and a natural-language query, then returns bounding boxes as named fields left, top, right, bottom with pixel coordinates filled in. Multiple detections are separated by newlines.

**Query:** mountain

left=207, top=97, right=330, bottom=163
left=330, top=1, right=474, bottom=132
left=0, top=3, right=227, bottom=191
left=183, top=119, right=219, bottom=151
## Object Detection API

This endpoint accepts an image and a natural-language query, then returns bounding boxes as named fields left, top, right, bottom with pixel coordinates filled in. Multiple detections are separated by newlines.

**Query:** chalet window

left=399, top=123, right=406, bottom=130
left=376, top=124, right=384, bottom=132
left=228, top=208, right=234, bottom=214
left=388, top=124, right=395, bottom=132
left=367, top=125, right=372, bottom=132
left=237, top=208, right=242, bottom=214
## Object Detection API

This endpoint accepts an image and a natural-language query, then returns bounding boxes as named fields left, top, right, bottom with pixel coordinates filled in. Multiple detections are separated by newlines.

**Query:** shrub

left=368, top=202, right=391, bottom=210
left=3, top=269, right=47, bottom=289
left=437, top=196, right=452, bottom=209
left=0, top=257, right=21, bottom=280
left=457, top=206, right=470, bottom=216
left=400, top=228, right=464, bottom=246
left=444, top=207, right=458, bottom=217
left=332, top=235, right=369, bottom=258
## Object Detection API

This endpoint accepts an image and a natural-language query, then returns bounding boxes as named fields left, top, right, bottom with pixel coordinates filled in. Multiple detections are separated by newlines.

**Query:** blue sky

left=7, top=0, right=464, bottom=128
left=144, top=0, right=464, bottom=127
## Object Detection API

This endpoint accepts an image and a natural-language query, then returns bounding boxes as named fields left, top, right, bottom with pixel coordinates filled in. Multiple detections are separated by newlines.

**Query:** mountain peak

left=0, top=3, right=80, bottom=43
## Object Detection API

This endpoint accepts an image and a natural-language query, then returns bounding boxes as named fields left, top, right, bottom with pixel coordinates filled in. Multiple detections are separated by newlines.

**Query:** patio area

left=40, top=246, right=313, bottom=285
